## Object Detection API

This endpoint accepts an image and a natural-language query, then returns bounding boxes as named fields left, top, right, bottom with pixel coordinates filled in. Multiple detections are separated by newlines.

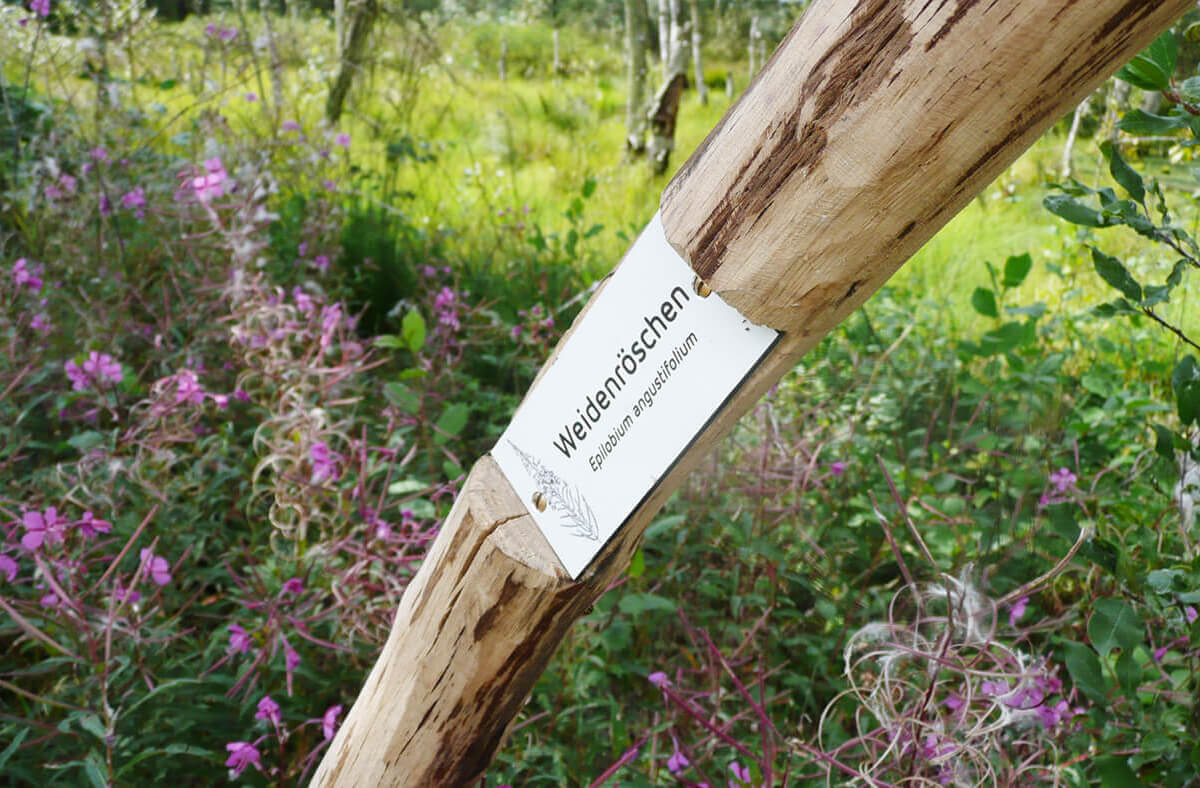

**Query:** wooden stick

left=313, top=0, right=1190, bottom=784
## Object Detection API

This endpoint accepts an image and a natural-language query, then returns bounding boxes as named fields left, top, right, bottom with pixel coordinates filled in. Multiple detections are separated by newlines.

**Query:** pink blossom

left=113, top=583, right=142, bottom=605
left=139, top=548, right=171, bottom=585
left=224, top=741, right=262, bottom=776
left=91, top=147, right=108, bottom=162
left=234, top=388, right=251, bottom=403
left=190, top=158, right=228, bottom=203
left=313, top=254, right=330, bottom=272
left=510, top=325, right=523, bottom=340
left=1188, top=606, right=1198, bottom=625
left=281, top=577, right=304, bottom=596
left=228, top=623, right=253, bottom=654
left=21, top=507, right=67, bottom=550
left=310, top=441, right=340, bottom=483
left=292, top=286, right=314, bottom=314
left=175, top=369, right=205, bottom=405
left=0, top=555, right=18, bottom=582
left=30, top=313, right=51, bottom=334
left=44, top=183, right=62, bottom=201
left=75, top=511, right=111, bottom=538
left=829, top=460, right=847, bottom=476
left=121, top=186, right=146, bottom=217
left=420, top=264, right=437, bottom=277
left=30, top=0, right=50, bottom=18
left=322, top=705, right=343, bottom=740
left=211, top=393, right=229, bottom=409
left=40, top=592, right=60, bottom=608
left=65, top=359, right=90, bottom=391
left=99, top=194, right=111, bottom=216
left=1049, top=467, right=1076, bottom=494
left=255, top=696, right=281, bottom=727
left=667, top=738, right=689, bottom=774
left=282, top=120, right=301, bottom=132
left=285, top=643, right=300, bottom=671
left=59, top=173, right=77, bottom=194
left=647, top=671, right=670, bottom=688
left=729, top=761, right=752, bottom=784
left=1008, top=596, right=1029, bottom=628
left=244, top=92, right=258, bottom=103
left=334, top=132, right=351, bottom=149
left=82, top=351, right=122, bottom=385
left=218, top=26, right=238, bottom=41
left=12, top=258, right=43, bottom=292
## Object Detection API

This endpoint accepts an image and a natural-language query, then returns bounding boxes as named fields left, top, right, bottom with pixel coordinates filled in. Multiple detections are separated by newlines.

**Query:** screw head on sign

left=532, top=491, right=548, bottom=512
left=692, top=275, right=712, bottom=298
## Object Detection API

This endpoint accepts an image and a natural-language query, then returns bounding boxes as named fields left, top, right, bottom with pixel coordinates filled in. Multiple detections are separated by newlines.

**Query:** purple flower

left=211, top=393, right=229, bottom=409
left=224, top=741, right=262, bottom=776
left=310, top=441, right=340, bottom=483
left=12, top=258, right=43, bottom=292
left=334, top=132, right=351, bottom=149
left=829, top=460, right=847, bottom=476
left=234, top=388, right=251, bottom=403
left=65, top=359, right=90, bottom=391
left=113, top=583, right=142, bottom=605
left=59, top=174, right=77, bottom=194
left=121, top=186, right=146, bottom=217
left=139, top=548, right=172, bottom=585
left=729, top=761, right=751, bottom=784
left=292, top=286, right=314, bottom=314
left=285, top=644, right=300, bottom=671
left=1049, top=467, right=1076, bottom=494
left=322, top=705, right=343, bottom=740
left=76, top=511, right=112, bottom=538
left=281, top=577, right=304, bottom=596
left=647, top=671, right=670, bottom=688
left=175, top=369, right=205, bottom=405
left=1008, top=596, right=1029, bottom=628
left=82, top=351, right=122, bottom=386
left=219, top=25, right=238, bottom=41
left=21, top=507, right=67, bottom=550
left=313, top=254, right=330, bottom=272
left=228, top=623, right=253, bottom=654
left=420, top=264, right=437, bottom=278
left=667, top=738, right=690, bottom=774
left=244, top=92, right=258, bottom=103
left=30, top=313, right=51, bottom=334
left=191, top=158, right=228, bottom=202
left=30, top=0, right=50, bottom=18
left=255, top=695, right=281, bottom=727
left=91, top=147, right=108, bottom=162
left=282, top=120, right=301, bottom=132
left=510, top=325, right=523, bottom=340
left=0, top=554, right=18, bottom=582
left=40, top=592, right=60, bottom=608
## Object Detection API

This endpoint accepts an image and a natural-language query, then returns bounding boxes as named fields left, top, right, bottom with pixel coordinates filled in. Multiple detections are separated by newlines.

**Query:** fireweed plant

left=0, top=6, right=560, bottom=783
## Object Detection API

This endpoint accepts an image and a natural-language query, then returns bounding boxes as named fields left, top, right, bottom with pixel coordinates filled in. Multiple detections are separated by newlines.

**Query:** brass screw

left=692, top=275, right=712, bottom=298
left=532, top=491, right=548, bottom=512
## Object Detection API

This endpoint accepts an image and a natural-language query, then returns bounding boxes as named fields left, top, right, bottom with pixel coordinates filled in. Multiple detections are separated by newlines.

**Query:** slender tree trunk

left=646, top=26, right=688, bottom=173
left=1104, top=77, right=1132, bottom=141
left=624, top=0, right=650, bottom=154
left=657, top=0, right=670, bottom=77
left=748, top=15, right=761, bottom=76
left=688, top=0, right=706, bottom=104
left=499, top=37, right=508, bottom=81
left=553, top=27, right=562, bottom=78
left=326, top=0, right=379, bottom=123
left=1060, top=96, right=1089, bottom=178
left=334, top=0, right=346, bottom=54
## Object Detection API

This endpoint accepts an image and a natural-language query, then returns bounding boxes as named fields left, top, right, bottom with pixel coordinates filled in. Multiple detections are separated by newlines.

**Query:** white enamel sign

left=491, top=212, right=779, bottom=578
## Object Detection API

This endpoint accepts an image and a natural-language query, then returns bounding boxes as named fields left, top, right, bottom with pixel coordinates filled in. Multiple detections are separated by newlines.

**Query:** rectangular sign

left=491, top=212, right=779, bottom=578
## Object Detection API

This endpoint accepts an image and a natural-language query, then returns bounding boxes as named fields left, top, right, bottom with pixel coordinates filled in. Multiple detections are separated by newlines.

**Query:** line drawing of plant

left=507, top=441, right=600, bottom=541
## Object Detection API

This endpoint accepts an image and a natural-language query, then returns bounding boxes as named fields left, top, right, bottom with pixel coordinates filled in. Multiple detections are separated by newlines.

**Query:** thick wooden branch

left=312, top=1, right=1190, bottom=784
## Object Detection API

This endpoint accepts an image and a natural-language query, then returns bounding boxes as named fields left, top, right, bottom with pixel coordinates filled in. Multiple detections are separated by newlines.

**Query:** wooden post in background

left=313, top=0, right=1190, bottom=784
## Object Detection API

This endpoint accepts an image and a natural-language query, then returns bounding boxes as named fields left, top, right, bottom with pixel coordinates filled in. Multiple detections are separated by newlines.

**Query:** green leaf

left=1180, top=75, right=1200, bottom=105
left=581, top=176, right=597, bottom=198
left=1044, top=194, right=1108, bottom=227
left=401, top=309, right=426, bottom=354
left=387, top=478, right=428, bottom=496
left=628, top=547, right=645, bottom=579
left=1116, top=30, right=1177, bottom=92
left=971, top=287, right=998, bottom=318
left=1088, top=597, right=1143, bottom=658
left=1091, top=248, right=1142, bottom=302
left=1115, top=651, right=1141, bottom=699
left=75, top=712, right=107, bottom=742
left=1063, top=641, right=1109, bottom=704
left=1101, top=141, right=1145, bottom=204
left=83, top=752, right=107, bottom=788
left=383, top=382, right=422, bottom=414
left=442, top=459, right=464, bottom=479
left=618, top=592, right=677, bottom=615
left=434, top=403, right=470, bottom=441
left=1173, top=356, right=1200, bottom=426
left=1118, top=110, right=1188, bottom=136
left=1094, top=755, right=1145, bottom=787
left=68, top=431, right=106, bottom=453
left=0, top=729, right=28, bottom=772
left=1001, top=253, right=1033, bottom=288
left=1147, top=569, right=1182, bottom=593
left=373, top=334, right=406, bottom=350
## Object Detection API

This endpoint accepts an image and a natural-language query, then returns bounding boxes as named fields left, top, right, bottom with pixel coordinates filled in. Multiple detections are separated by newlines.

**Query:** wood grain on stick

left=313, top=0, right=1190, bottom=784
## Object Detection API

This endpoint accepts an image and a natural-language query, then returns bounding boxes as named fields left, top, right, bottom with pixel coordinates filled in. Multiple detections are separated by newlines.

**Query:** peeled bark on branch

left=312, top=1, right=1191, bottom=784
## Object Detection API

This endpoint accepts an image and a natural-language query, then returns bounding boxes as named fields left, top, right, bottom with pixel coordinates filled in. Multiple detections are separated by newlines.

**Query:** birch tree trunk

left=1060, top=96, right=1090, bottom=178
left=748, top=15, right=761, bottom=76
left=325, top=0, right=379, bottom=123
left=624, top=0, right=651, bottom=154
left=311, top=1, right=1192, bottom=784
left=688, top=0, right=707, bottom=105
left=657, top=0, right=670, bottom=78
